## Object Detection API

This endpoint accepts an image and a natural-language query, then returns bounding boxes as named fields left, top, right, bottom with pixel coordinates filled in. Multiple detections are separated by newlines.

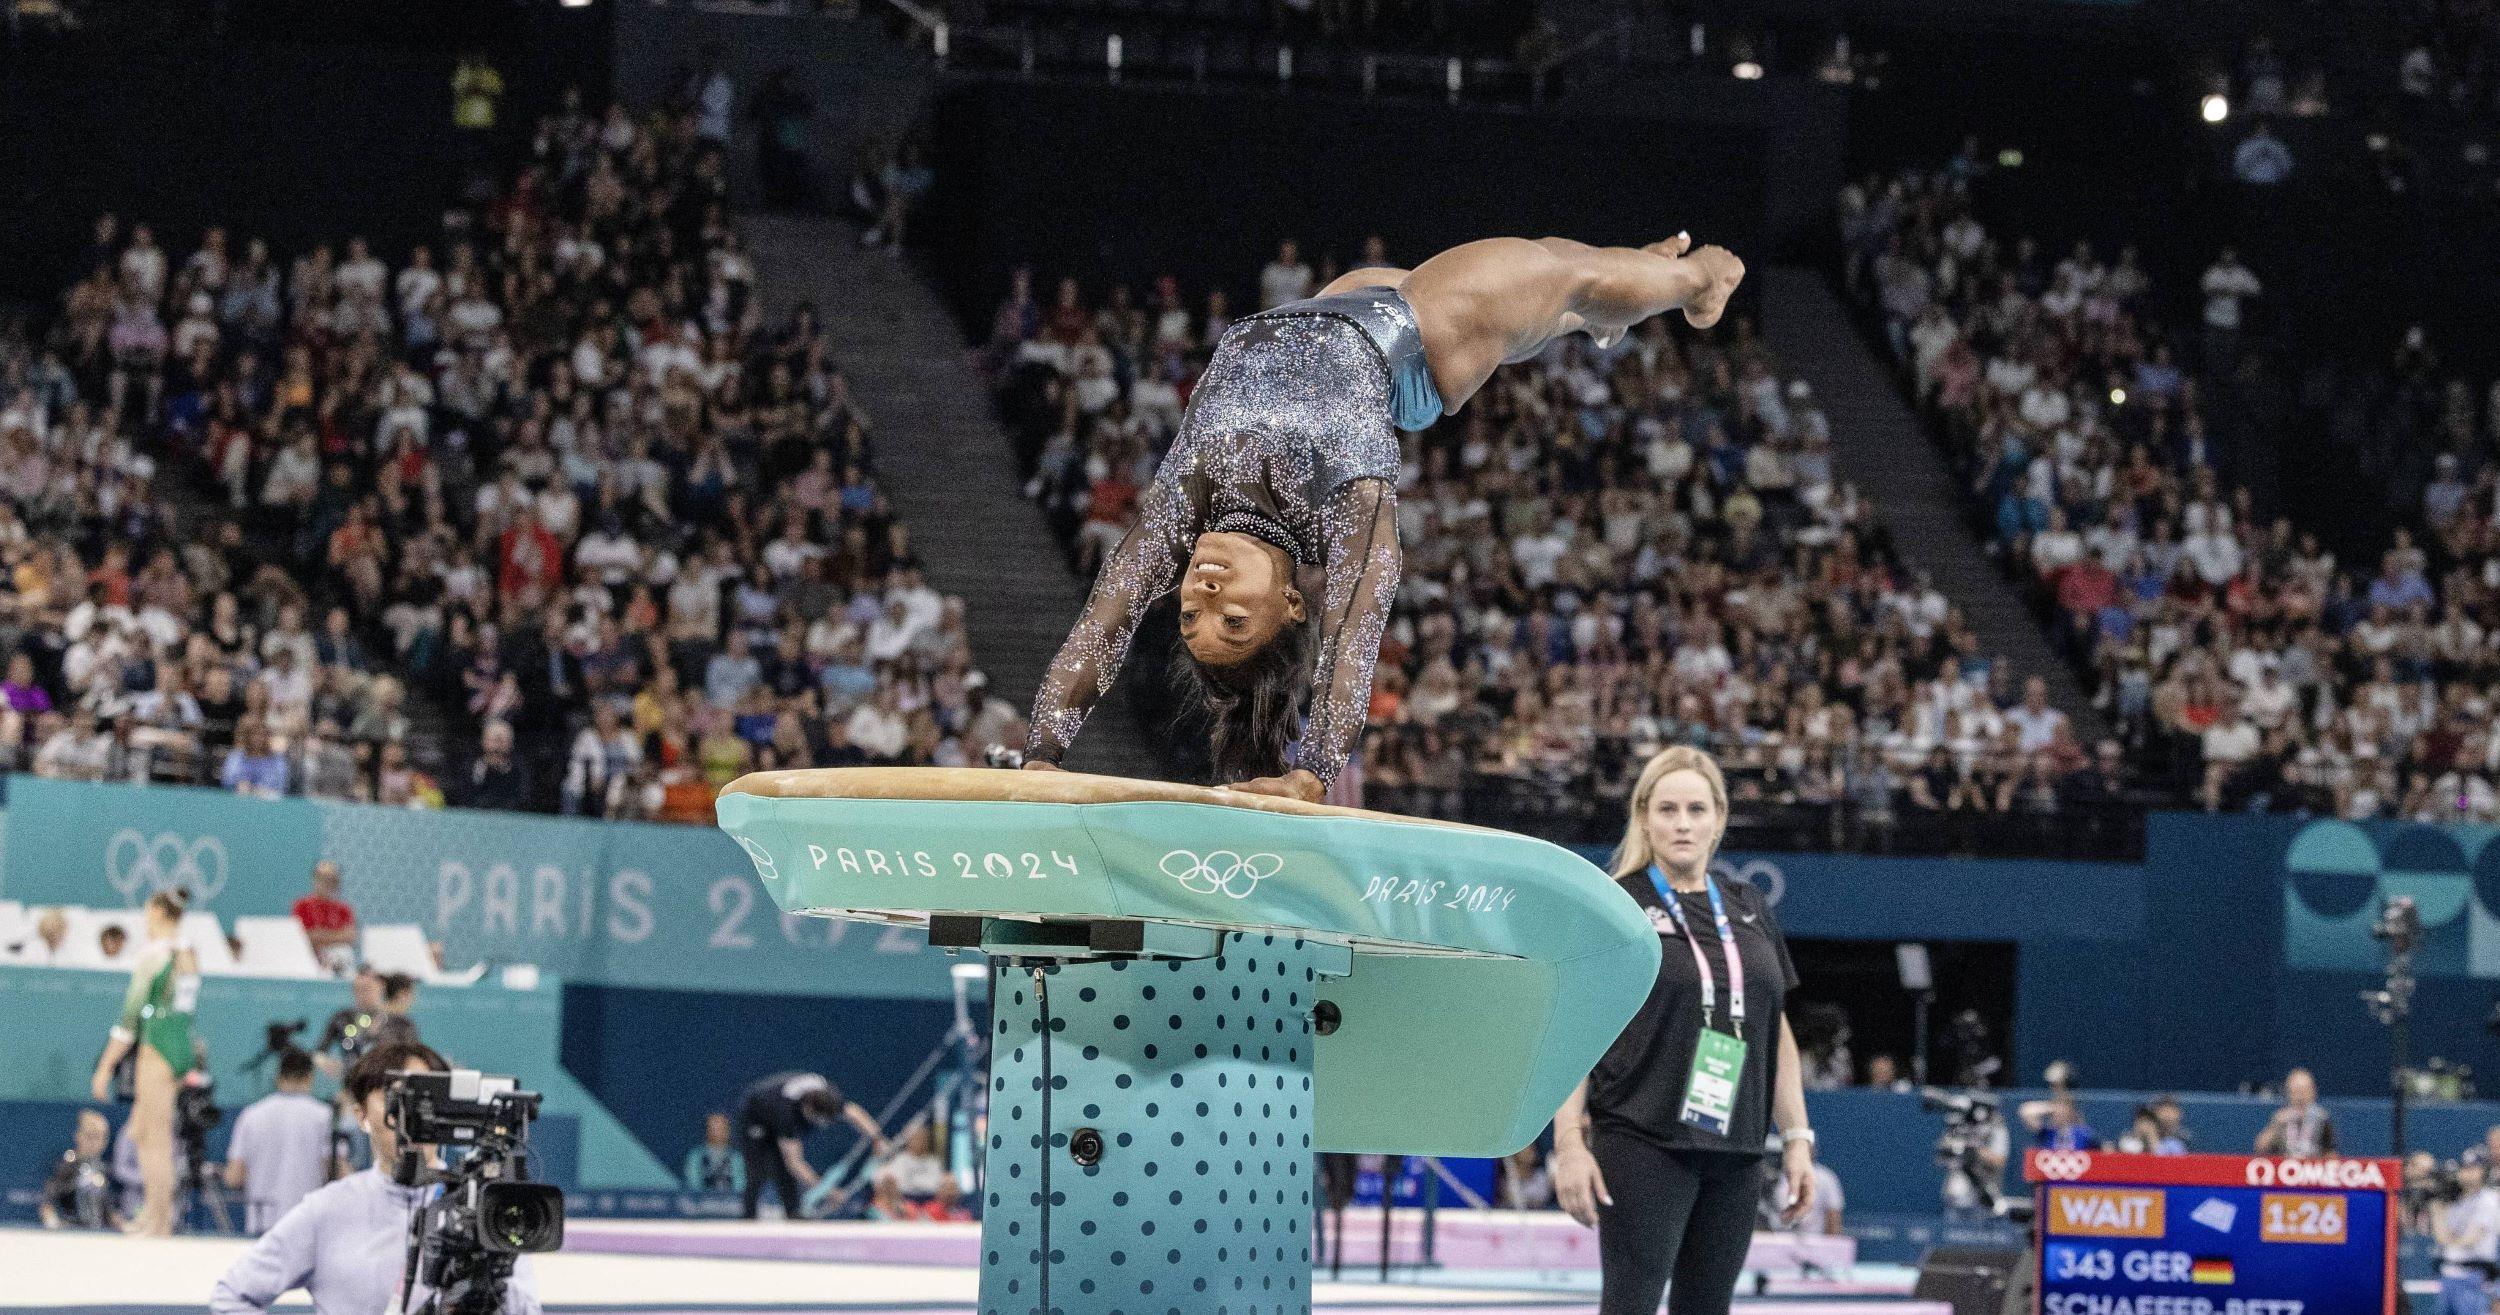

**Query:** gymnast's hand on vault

left=1229, top=770, right=1323, bottom=804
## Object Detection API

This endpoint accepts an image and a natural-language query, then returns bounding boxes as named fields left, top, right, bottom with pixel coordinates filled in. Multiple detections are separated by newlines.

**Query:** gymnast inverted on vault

left=1022, top=233, right=1746, bottom=803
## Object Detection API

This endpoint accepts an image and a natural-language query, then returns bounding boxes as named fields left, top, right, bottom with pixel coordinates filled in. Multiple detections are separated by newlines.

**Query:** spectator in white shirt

left=334, top=237, right=387, bottom=304
left=888, top=566, right=945, bottom=636
left=1258, top=239, right=1314, bottom=309
left=1510, top=515, right=1572, bottom=590
left=2007, top=677, right=2069, bottom=752
left=396, top=246, right=442, bottom=321
left=2183, top=523, right=2244, bottom=587
left=2202, top=251, right=2261, bottom=327
left=4, top=907, right=71, bottom=965
left=865, top=598, right=921, bottom=663
left=2031, top=509, right=2084, bottom=578
left=121, top=224, right=167, bottom=301
left=574, top=514, right=642, bottom=588
left=2243, top=661, right=2298, bottom=731
left=2200, top=702, right=2263, bottom=810
left=845, top=684, right=909, bottom=761
left=36, top=708, right=114, bottom=781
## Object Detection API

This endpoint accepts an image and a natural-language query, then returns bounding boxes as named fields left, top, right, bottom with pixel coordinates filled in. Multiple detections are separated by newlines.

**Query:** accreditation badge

left=1680, top=1028, right=1746, bottom=1135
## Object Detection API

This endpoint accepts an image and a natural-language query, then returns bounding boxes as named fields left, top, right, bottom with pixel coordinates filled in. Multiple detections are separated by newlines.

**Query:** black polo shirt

left=1587, top=873, right=1799, bottom=1155
left=739, top=1071, right=840, bottom=1141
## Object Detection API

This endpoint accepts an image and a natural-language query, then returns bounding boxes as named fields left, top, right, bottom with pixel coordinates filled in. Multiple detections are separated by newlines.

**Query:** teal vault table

left=717, top=767, right=1658, bottom=1315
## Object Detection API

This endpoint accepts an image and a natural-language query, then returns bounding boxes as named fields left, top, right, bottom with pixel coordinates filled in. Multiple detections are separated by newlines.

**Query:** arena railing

left=878, top=0, right=952, bottom=63
left=927, top=11, right=1634, bottom=106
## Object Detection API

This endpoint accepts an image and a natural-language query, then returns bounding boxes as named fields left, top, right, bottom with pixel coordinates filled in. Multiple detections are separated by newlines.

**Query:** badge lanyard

left=1646, top=864, right=1744, bottom=1034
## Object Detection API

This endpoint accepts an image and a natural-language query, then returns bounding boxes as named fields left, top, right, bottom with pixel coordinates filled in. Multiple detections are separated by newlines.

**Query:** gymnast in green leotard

left=89, top=888, right=199, bottom=1236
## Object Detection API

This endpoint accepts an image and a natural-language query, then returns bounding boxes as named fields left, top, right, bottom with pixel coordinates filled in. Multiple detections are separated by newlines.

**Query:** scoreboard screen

left=2024, top=1151, right=2398, bottom=1315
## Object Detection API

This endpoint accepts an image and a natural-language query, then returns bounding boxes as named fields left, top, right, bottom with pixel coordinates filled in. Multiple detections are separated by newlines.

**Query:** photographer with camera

left=2115, top=1103, right=2188, bottom=1155
left=2019, top=1096, right=2100, bottom=1153
left=315, top=971, right=421, bottom=1078
left=1926, top=1089, right=2012, bottom=1218
left=2432, top=1153, right=2500, bottom=1315
left=38, top=1110, right=122, bottom=1230
left=224, top=1049, right=334, bottom=1233
left=2255, top=1067, right=2335, bottom=1158
left=737, top=1070, right=890, bottom=1220
left=211, top=1042, right=542, bottom=1315
left=2018, top=1062, right=2101, bottom=1154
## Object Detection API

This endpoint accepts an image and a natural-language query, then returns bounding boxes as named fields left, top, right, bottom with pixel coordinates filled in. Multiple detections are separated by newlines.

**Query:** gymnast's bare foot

left=1679, top=244, right=1745, bottom=330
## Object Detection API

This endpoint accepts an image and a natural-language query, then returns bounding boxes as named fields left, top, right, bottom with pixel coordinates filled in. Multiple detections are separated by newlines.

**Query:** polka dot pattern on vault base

left=979, top=933, right=1339, bottom=1315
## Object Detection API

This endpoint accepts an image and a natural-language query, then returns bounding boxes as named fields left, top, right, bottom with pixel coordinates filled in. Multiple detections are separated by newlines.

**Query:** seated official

left=224, top=1049, right=336, bottom=1233
left=869, top=1124, right=965, bottom=1221
left=39, top=1110, right=122, bottom=1230
left=684, top=1112, right=745, bottom=1194
left=1499, top=1144, right=1555, bottom=1211
left=211, top=1041, right=541, bottom=1315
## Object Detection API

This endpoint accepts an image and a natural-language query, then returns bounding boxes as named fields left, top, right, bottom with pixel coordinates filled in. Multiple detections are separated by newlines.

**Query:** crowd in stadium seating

left=2397, top=1, right=2500, bottom=124
left=0, top=88, right=1013, bottom=822
left=984, top=242, right=2142, bottom=853
left=1847, top=164, right=2500, bottom=824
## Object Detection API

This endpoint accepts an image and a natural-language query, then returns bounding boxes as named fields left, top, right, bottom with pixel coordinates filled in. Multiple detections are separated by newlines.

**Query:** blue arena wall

left=0, top=777, right=959, bottom=1000
left=7, top=781, right=2500, bottom=1198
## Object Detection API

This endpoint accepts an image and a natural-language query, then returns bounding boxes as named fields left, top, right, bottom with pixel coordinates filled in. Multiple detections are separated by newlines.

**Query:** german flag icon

left=2190, top=1257, right=2235, bottom=1285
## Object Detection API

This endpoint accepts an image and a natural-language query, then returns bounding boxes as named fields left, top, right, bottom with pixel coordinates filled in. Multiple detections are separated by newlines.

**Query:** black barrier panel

left=0, top=13, right=607, bottom=307
left=922, top=78, right=1822, bottom=335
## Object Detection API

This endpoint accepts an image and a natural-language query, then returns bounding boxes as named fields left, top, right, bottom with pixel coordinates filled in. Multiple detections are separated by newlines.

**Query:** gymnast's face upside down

left=1176, top=530, right=1305, bottom=667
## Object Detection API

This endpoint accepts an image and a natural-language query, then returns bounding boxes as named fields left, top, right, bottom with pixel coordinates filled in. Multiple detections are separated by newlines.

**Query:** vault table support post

left=981, top=932, right=1345, bottom=1315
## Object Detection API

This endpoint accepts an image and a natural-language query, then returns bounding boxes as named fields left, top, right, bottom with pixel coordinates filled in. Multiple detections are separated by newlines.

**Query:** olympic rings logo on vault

left=1160, top=850, right=1283, bottom=900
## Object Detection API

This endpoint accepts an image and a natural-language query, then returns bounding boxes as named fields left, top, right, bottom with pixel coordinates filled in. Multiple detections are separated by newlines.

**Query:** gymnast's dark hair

left=1169, top=615, right=1313, bottom=782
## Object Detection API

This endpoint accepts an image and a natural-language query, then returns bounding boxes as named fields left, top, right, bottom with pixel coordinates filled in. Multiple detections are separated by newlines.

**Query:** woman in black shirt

left=1552, top=746, right=1817, bottom=1315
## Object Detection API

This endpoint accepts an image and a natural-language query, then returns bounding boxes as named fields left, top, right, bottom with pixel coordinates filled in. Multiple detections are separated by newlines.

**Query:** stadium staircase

left=741, top=213, right=1164, bottom=778
left=1760, top=266, right=2108, bottom=741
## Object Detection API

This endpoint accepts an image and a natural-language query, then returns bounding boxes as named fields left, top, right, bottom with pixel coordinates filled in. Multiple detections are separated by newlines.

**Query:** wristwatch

left=1782, top=1128, right=1817, bottom=1148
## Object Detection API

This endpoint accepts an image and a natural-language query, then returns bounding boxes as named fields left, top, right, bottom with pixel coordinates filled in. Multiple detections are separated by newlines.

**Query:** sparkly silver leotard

left=1026, top=288, right=1439, bottom=786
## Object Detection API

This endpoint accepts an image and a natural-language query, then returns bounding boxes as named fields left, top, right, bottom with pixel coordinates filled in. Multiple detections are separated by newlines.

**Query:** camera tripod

left=178, top=1121, right=237, bottom=1235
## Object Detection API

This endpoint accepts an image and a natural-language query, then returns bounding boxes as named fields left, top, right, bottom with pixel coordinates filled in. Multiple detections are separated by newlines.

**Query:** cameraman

left=2434, top=1154, right=2500, bottom=1315
left=1938, top=1101, right=2009, bottom=1219
left=314, top=969, right=389, bottom=1078
left=737, top=1070, right=889, bottom=1220
left=211, top=1042, right=541, bottom=1315
left=223, top=1050, right=333, bottom=1233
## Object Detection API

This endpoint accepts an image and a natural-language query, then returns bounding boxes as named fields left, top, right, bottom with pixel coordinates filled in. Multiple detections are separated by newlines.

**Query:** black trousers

left=1593, top=1131, right=1764, bottom=1315
left=740, top=1125, right=800, bottom=1220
